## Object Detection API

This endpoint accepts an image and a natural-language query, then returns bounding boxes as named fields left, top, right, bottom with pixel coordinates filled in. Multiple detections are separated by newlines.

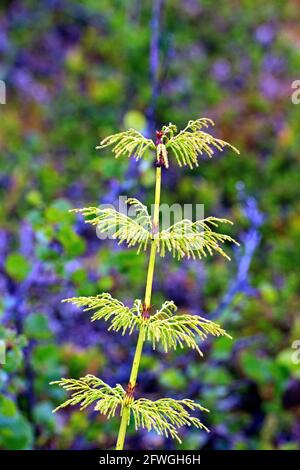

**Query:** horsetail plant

left=51, top=118, right=239, bottom=449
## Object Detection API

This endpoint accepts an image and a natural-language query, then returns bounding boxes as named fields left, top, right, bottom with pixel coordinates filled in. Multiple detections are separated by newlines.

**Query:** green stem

left=115, top=167, right=162, bottom=450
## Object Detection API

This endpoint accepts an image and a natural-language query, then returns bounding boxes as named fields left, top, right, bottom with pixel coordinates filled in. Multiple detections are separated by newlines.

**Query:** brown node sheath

left=141, top=302, right=152, bottom=320
left=155, top=130, right=164, bottom=146
left=155, top=153, right=166, bottom=168
left=124, top=382, right=136, bottom=406
left=155, top=129, right=168, bottom=168
left=151, top=221, right=159, bottom=238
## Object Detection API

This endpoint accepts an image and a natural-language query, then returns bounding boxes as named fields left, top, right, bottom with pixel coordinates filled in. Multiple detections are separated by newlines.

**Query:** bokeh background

left=1, top=0, right=300, bottom=450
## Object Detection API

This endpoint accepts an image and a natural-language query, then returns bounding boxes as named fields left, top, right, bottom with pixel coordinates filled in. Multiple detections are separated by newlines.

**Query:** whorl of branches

left=72, top=200, right=239, bottom=261
left=51, top=375, right=209, bottom=442
left=96, top=118, right=239, bottom=169
left=62, top=295, right=231, bottom=355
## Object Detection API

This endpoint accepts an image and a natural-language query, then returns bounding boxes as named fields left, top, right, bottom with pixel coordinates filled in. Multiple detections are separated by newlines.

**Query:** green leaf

left=0, top=412, right=33, bottom=450
left=0, top=396, right=17, bottom=418
left=5, top=253, right=31, bottom=281
left=32, top=344, right=60, bottom=371
left=33, top=402, right=55, bottom=430
left=160, top=369, right=188, bottom=391
left=24, top=313, right=52, bottom=340
left=212, top=336, right=233, bottom=360
left=57, top=226, right=86, bottom=258
left=45, top=199, right=72, bottom=223
left=123, top=110, right=146, bottom=132
left=97, top=276, right=114, bottom=291
left=70, top=268, right=87, bottom=285
left=202, top=366, right=232, bottom=386
left=276, top=349, right=300, bottom=379
left=240, top=352, right=277, bottom=384
left=4, top=348, right=23, bottom=373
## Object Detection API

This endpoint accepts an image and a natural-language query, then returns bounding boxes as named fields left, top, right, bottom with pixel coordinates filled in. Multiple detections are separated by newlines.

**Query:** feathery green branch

left=144, top=301, right=231, bottom=355
left=71, top=198, right=151, bottom=253
left=95, top=118, right=239, bottom=170
left=50, top=375, right=125, bottom=418
left=62, top=294, right=141, bottom=336
left=130, top=397, right=209, bottom=442
left=72, top=201, right=238, bottom=261
left=158, top=216, right=239, bottom=261
left=165, top=118, right=240, bottom=169
left=50, top=375, right=209, bottom=443
left=96, top=129, right=155, bottom=160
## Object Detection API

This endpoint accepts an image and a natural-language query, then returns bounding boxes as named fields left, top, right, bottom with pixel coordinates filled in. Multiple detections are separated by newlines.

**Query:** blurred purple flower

left=211, top=185, right=264, bottom=319
left=65, top=260, right=82, bottom=275
left=259, top=72, right=281, bottom=100
left=19, top=221, right=34, bottom=258
left=254, top=24, right=275, bottom=46
left=263, top=54, right=286, bottom=74
left=12, top=69, right=49, bottom=103
left=242, top=195, right=265, bottom=228
left=0, top=230, right=9, bottom=265
left=12, top=69, right=32, bottom=90
left=0, top=30, right=10, bottom=53
left=102, top=179, right=122, bottom=204
left=211, top=59, right=231, bottom=82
